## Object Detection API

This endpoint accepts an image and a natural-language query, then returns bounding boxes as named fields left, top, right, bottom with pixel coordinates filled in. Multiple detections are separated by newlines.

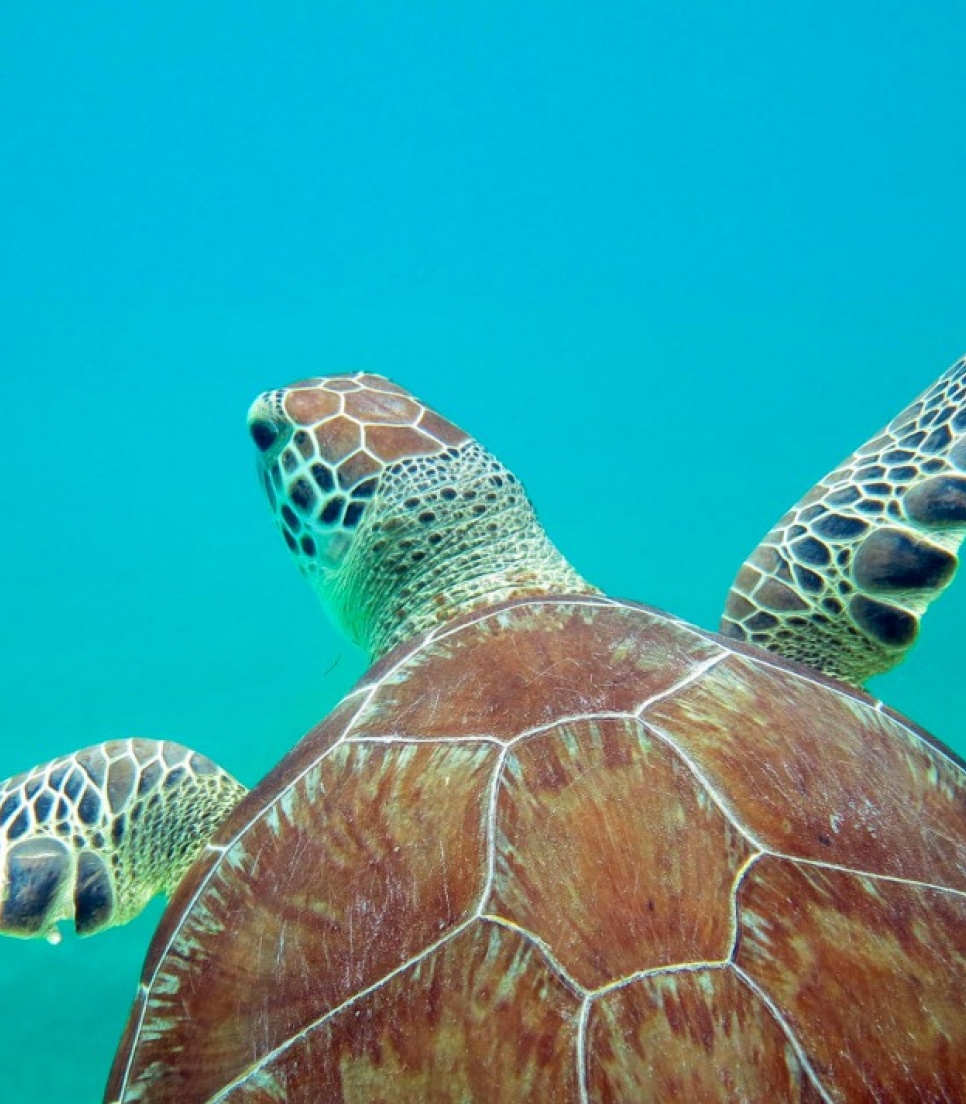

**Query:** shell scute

left=217, top=923, right=583, bottom=1103
left=645, top=653, right=966, bottom=888
left=349, top=599, right=724, bottom=744
left=489, top=717, right=755, bottom=989
left=119, top=738, right=498, bottom=1101
left=587, top=968, right=826, bottom=1102
left=735, top=857, right=966, bottom=1101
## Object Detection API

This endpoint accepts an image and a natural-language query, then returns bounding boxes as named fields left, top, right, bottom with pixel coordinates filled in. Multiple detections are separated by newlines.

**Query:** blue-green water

left=2, top=5, right=965, bottom=1102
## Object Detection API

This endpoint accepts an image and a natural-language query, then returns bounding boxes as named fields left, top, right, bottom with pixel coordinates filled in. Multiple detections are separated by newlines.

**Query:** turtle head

left=248, top=374, right=593, bottom=659
left=247, top=374, right=471, bottom=577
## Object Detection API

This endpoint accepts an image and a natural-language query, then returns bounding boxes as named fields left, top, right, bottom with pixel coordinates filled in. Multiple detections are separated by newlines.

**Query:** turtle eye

left=250, top=419, right=280, bottom=453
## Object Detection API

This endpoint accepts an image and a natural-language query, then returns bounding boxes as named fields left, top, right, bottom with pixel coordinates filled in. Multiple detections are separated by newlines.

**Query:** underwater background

left=1, top=4, right=964, bottom=1101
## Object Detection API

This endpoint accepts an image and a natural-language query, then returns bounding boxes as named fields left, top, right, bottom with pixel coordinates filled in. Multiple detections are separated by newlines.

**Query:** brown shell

left=106, top=597, right=966, bottom=1103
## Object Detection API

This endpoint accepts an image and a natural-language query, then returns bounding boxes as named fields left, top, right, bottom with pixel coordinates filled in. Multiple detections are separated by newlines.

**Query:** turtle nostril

left=250, top=419, right=280, bottom=453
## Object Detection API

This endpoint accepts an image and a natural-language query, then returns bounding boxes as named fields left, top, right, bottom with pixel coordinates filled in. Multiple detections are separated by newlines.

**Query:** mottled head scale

left=248, top=373, right=590, bottom=658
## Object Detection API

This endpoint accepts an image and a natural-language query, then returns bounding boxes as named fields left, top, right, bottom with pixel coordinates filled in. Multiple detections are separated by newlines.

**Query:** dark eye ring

left=250, top=419, right=280, bottom=452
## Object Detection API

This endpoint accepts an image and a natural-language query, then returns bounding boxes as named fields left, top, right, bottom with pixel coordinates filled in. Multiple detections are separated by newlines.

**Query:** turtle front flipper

left=0, top=739, right=246, bottom=942
left=721, top=354, right=966, bottom=687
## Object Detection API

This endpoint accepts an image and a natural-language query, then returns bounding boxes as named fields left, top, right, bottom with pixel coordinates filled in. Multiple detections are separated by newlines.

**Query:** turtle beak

left=247, top=393, right=289, bottom=463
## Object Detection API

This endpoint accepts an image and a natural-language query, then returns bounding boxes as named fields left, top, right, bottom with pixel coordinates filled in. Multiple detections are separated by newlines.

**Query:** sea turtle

left=2, top=359, right=966, bottom=1103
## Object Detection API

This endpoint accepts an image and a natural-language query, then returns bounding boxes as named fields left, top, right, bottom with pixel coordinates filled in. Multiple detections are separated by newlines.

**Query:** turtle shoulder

left=108, top=596, right=966, bottom=1103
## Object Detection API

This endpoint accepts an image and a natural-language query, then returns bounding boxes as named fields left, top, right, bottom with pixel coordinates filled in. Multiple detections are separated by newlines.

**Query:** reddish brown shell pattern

left=107, top=597, right=966, bottom=1103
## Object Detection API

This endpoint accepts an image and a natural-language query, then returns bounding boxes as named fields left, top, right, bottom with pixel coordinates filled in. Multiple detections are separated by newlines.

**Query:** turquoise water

left=2, top=6, right=965, bottom=1102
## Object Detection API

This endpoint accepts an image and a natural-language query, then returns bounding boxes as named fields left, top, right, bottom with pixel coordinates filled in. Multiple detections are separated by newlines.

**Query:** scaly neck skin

left=317, top=442, right=597, bottom=662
